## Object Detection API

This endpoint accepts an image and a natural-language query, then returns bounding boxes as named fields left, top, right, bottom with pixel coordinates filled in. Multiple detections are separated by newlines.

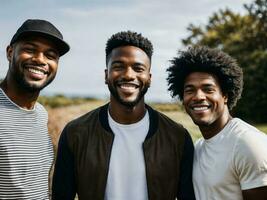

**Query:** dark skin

left=183, top=72, right=230, bottom=139
left=109, top=97, right=146, bottom=124
left=105, top=45, right=151, bottom=124
left=0, top=77, right=38, bottom=110
left=183, top=72, right=267, bottom=199
left=0, top=36, right=59, bottom=109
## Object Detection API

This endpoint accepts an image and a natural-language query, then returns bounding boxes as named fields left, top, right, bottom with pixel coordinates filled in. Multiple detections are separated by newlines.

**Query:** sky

left=0, top=0, right=253, bottom=102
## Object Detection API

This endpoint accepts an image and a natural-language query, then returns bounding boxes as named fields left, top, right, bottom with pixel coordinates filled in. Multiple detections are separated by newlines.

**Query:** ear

left=223, top=93, right=228, bottom=104
left=6, top=45, right=13, bottom=62
left=104, top=69, right=108, bottom=84
left=147, top=73, right=152, bottom=87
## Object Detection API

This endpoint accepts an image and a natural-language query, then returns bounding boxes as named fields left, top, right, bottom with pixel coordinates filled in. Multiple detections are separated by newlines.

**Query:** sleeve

left=52, top=125, right=76, bottom=200
left=177, top=131, right=196, bottom=200
left=234, top=131, right=267, bottom=190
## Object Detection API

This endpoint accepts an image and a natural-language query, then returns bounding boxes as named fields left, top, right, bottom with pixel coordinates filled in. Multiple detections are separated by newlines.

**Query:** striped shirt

left=0, top=88, right=54, bottom=200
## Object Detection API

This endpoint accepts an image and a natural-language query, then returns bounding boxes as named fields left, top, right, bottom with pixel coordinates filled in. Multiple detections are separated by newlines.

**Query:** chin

left=192, top=118, right=211, bottom=127
left=119, top=99, right=139, bottom=108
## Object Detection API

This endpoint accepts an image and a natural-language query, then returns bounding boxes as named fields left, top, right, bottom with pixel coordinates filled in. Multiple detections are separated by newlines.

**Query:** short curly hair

left=166, top=46, right=243, bottom=110
left=105, top=31, right=153, bottom=65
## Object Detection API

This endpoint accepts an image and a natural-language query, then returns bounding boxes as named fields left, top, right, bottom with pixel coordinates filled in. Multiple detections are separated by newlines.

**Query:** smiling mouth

left=118, top=82, right=139, bottom=89
left=191, top=105, right=211, bottom=111
left=116, top=82, right=140, bottom=95
left=28, top=68, right=47, bottom=75
left=24, top=65, right=48, bottom=76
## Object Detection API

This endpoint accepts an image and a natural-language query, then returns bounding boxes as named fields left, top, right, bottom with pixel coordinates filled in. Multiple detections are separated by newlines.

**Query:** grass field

left=44, top=96, right=266, bottom=148
left=256, top=124, right=267, bottom=134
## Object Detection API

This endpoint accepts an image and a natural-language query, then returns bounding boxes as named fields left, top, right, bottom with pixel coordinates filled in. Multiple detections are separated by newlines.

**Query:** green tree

left=182, top=0, right=267, bottom=123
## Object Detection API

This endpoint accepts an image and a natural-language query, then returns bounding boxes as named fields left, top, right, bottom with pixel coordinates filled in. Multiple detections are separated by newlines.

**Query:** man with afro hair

left=52, top=31, right=196, bottom=200
left=167, top=45, right=267, bottom=200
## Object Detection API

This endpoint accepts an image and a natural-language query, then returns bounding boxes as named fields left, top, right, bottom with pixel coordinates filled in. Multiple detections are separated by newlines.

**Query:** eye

left=203, top=87, right=215, bottom=93
left=184, top=87, right=194, bottom=94
left=23, top=47, right=35, bottom=53
left=46, top=51, right=59, bottom=61
left=111, top=64, right=124, bottom=71
left=133, top=64, right=146, bottom=72
left=134, top=67, right=144, bottom=72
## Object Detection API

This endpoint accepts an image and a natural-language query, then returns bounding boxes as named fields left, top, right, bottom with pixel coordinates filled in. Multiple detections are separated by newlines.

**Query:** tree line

left=182, top=0, right=267, bottom=123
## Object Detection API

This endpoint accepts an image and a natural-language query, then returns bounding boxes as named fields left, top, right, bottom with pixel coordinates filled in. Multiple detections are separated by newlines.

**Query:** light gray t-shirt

left=193, top=118, right=267, bottom=200
left=105, top=110, right=149, bottom=200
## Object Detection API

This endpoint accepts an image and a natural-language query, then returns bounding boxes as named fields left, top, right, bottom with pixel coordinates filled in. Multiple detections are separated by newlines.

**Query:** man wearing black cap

left=0, top=19, right=69, bottom=199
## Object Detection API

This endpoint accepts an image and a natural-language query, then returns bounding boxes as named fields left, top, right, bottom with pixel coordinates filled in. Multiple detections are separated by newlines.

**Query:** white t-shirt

left=104, top=110, right=149, bottom=200
left=193, top=118, right=267, bottom=200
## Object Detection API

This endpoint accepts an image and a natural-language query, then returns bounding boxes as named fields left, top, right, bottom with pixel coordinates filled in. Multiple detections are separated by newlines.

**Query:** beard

left=15, top=74, right=55, bottom=92
left=108, top=82, right=149, bottom=108
left=192, top=118, right=211, bottom=127
left=11, top=59, right=56, bottom=93
left=13, top=69, right=56, bottom=93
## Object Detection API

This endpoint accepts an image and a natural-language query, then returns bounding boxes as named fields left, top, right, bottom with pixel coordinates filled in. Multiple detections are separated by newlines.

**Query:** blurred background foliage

left=182, top=0, right=267, bottom=123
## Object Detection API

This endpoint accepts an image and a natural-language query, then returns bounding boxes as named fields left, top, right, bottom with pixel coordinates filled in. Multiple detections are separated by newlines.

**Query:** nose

left=31, top=52, right=46, bottom=65
left=123, top=67, right=135, bottom=80
left=192, top=89, right=206, bottom=101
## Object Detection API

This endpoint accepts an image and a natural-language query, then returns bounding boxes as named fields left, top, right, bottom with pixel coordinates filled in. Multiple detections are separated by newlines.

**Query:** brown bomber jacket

left=52, top=103, right=195, bottom=200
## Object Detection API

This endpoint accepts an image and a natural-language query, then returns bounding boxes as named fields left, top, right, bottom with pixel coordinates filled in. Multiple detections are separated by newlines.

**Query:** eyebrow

left=111, top=60, right=146, bottom=67
left=111, top=61, right=124, bottom=65
left=23, top=41, right=59, bottom=54
left=184, top=83, right=216, bottom=88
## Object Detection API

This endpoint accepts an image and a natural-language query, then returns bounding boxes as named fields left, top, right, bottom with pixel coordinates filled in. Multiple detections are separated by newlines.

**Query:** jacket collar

left=99, top=103, right=158, bottom=140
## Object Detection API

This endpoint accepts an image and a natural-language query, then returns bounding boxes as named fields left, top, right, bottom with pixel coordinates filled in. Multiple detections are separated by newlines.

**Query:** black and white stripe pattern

left=0, top=89, right=54, bottom=200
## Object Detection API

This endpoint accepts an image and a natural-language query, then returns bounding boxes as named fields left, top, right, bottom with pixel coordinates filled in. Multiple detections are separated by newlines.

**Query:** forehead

left=184, top=72, right=220, bottom=86
left=108, top=46, right=150, bottom=63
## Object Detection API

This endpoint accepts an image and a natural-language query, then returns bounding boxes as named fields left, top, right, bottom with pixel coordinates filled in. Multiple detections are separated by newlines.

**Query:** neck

left=0, top=79, right=39, bottom=110
left=200, top=109, right=232, bottom=140
left=109, top=98, right=146, bottom=124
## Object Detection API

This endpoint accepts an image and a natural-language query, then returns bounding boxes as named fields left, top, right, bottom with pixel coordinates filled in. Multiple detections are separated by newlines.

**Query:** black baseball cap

left=10, top=19, right=70, bottom=56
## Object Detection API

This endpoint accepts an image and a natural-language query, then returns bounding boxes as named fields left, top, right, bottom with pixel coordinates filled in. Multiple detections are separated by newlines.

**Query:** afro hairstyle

left=166, top=46, right=243, bottom=110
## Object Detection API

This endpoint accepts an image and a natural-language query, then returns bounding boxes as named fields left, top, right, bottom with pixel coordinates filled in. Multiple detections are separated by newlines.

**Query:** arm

left=52, top=126, right=76, bottom=200
left=177, top=131, right=196, bottom=200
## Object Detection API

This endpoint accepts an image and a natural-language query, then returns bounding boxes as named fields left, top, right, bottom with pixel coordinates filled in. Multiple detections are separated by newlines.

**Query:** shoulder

left=59, top=105, right=104, bottom=149
left=232, top=121, right=267, bottom=189
left=36, top=102, right=47, bottom=111
left=232, top=118, right=267, bottom=152
left=66, top=106, right=102, bottom=131
left=194, top=137, right=204, bottom=148
left=147, top=105, right=192, bottom=144
left=231, top=119, right=267, bottom=185
left=155, top=109, right=191, bottom=140
left=153, top=108, right=187, bottom=131
left=35, top=102, right=48, bottom=118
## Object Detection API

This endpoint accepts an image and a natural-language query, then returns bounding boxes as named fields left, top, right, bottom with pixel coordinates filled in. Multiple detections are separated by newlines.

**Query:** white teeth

left=28, top=68, right=45, bottom=75
left=193, top=107, right=208, bottom=111
left=120, top=84, right=137, bottom=89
